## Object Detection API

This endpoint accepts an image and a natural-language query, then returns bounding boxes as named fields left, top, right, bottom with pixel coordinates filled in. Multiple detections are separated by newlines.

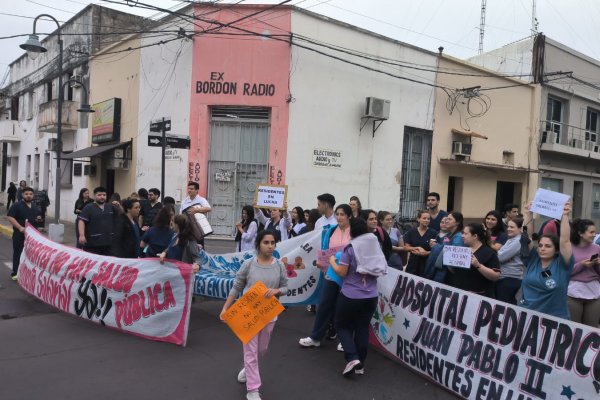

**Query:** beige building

left=428, top=55, right=540, bottom=220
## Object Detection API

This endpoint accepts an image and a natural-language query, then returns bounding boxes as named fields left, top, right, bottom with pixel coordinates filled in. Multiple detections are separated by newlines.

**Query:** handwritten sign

left=443, top=245, right=472, bottom=269
left=530, top=188, right=570, bottom=219
left=254, top=183, right=287, bottom=210
left=222, top=281, right=285, bottom=344
left=316, top=245, right=345, bottom=270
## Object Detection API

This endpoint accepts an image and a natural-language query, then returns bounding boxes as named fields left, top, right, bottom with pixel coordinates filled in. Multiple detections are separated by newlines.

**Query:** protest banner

left=530, top=188, right=570, bottom=219
left=194, top=229, right=323, bottom=306
left=443, top=246, right=472, bottom=269
left=254, top=183, right=288, bottom=209
left=18, top=224, right=194, bottom=346
left=370, top=268, right=600, bottom=399
left=221, top=281, right=285, bottom=344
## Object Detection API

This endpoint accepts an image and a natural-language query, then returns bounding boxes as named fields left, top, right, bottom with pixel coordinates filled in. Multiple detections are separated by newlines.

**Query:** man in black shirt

left=7, top=186, right=42, bottom=280
left=78, top=187, right=117, bottom=255
left=140, top=187, right=163, bottom=231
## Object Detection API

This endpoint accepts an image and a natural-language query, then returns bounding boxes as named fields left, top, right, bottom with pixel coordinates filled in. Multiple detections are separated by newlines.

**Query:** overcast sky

left=2, top=0, right=599, bottom=84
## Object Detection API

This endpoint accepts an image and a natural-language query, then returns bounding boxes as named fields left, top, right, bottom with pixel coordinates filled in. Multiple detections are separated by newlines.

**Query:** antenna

left=478, top=0, right=487, bottom=54
left=531, top=0, right=538, bottom=36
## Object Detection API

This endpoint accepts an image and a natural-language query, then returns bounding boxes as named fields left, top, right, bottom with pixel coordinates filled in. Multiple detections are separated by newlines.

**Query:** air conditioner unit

left=47, top=138, right=58, bottom=151
left=570, top=139, right=584, bottom=149
left=452, top=141, right=472, bottom=157
left=364, top=97, right=390, bottom=120
left=69, top=75, right=83, bottom=88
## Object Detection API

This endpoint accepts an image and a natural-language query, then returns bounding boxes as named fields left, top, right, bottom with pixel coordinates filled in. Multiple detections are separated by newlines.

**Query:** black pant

left=494, top=277, right=521, bottom=305
left=309, top=279, right=340, bottom=341
left=335, top=293, right=378, bottom=364
left=6, top=195, right=16, bottom=211
left=12, top=231, right=25, bottom=275
left=83, top=245, right=112, bottom=256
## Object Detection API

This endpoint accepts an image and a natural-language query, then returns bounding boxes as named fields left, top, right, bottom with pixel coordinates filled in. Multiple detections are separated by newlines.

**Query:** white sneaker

left=237, top=368, right=246, bottom=383
left=343, top=359, right=361, bottom=376
left=355, top=367, right=365, bottom=375
left=337, top=343, right=344, bottom=352
left=299, top=337, right=321, bottom=347
left=246, top=390, right=261, bottom=400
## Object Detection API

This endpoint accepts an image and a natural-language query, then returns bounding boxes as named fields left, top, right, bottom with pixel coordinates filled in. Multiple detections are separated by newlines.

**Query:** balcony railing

left=0, top=120, right=24, bottom=142
left=540, top=120, right=600, bottom=157
left=38, top=100, right=79, bottom=134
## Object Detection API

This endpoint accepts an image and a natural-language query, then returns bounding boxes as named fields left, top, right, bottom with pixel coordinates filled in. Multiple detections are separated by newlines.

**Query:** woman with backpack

left=329, top=217, right=387, bottom=376
left=495, top=217, right=526, bottom=304
left=235, top=205, right=258, bottom=252
left=520, top=202, right=573, bottom=319
left=220, top=230, right=288, bottom=400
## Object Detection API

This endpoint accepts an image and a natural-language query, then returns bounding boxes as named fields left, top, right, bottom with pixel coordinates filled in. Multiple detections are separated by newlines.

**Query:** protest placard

left=530, top=188, right=570, bottom=219
left=443, top=245, right=472, bottom=269
left=221, top=281, right=285, bottom=344
left=316, top=245, right=345, bottom=270
left=254, top=183, right=287, bottom=209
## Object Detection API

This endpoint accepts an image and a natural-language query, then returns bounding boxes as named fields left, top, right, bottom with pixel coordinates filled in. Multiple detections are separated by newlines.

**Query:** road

left=0, top=233, right=457, bottom=400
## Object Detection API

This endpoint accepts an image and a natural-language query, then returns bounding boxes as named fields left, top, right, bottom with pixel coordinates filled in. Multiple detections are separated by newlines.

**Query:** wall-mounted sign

left=195, top=72, right=276, bottom=97
left=312, top=148, right=342, bottom=169
left=92, top=98, right=121, bottom=144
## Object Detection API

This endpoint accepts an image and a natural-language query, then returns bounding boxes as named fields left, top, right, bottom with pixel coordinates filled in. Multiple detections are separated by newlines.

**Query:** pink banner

left=17, top=224, right=194, bottom=346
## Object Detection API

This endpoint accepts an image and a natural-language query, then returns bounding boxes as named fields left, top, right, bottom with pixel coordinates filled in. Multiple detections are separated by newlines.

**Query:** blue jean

left=309, top=279, right=340, bottom=341
left=335, top=293, right=378, bottom=364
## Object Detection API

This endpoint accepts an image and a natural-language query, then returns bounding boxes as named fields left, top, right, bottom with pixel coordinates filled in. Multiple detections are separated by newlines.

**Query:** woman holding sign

left=521, top=201, right=573, bottom=319
left=568, top=219, right=600, bottom=327
left=445, top=223, right=500, bottom=297
left=220, top=230, right=288, bottom=400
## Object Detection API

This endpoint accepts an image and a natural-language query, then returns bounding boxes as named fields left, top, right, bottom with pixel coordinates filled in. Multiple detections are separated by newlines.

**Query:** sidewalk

left=0, top=204, right=236, bottom=253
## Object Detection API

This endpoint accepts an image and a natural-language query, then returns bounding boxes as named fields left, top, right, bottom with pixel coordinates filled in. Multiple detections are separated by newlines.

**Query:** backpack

left=351, top=234, right=388, bottom=277
left=519, top=232, right=532, bottom=261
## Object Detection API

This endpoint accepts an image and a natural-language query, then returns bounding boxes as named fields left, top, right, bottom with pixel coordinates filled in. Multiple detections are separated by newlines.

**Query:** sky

left=1, top=0, right=600, bottom=85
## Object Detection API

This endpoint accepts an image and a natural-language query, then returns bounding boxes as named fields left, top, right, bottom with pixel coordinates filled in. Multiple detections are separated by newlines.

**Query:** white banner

left=18, top=224, right=194, bottom=346
left=195, top=230, right=324, bottom=305
left=370, top=269, right=600, bottom=399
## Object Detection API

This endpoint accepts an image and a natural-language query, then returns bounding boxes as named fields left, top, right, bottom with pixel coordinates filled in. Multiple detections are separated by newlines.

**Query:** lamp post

left=20, top=14, right=63, bottom=226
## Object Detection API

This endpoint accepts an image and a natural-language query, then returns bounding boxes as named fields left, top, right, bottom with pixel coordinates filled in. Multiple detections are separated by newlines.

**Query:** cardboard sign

left=222, top=281, right=285, bottom=344
left=254, top=183, right=288, bottom=210
left=442, top=245, right=472, bottom=269
left=530, top=188, right=570, bottom=219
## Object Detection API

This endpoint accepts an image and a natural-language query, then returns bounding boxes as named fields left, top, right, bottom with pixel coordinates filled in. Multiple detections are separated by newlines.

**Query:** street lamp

left=20, top=15, right=94, bottom=242
left=20, top=14, right=63, bottom=227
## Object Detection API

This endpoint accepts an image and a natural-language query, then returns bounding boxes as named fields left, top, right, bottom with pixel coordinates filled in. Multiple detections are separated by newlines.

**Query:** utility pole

left=531, top=0, right=538, bottom=36
left=478, top=0, right=487, bottom=55
left=161, top=117, right=166, bottom=199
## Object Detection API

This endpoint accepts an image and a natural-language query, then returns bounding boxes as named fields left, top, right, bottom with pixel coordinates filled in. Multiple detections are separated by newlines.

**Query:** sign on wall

left=92, top=98, right=121, bottom=144
left=312, top=148, right=342, bottom=168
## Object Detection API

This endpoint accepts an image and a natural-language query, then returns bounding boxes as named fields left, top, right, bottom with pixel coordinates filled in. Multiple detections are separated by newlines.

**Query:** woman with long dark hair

left=112, top=199, right=142, bottom=258
left=567, top=218, right=600, bottom=327
left=159, top=214, right=201, bottom=272
left=140, top=206, right=174, bottom=257
left=403, top=210, right=437, bottom=276
left=520, top=202, right=573, bottom=319
left=221, top=230, right=287, bottom=400
left=349, top=196, right=362, bottom=219
left=425, top=211, right=465, bottom=282
left=74, top=188, right=93, bottom=248
left=484, top=210, right=508, bottom=251
left=235, top=205, right=258, bottom=252
left=445, top=223, right=500, bottom=297
left=289, top=206, right=307, bottom=237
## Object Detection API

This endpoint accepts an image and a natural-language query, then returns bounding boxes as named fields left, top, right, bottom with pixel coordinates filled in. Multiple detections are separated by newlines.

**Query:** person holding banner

left=299, top=204, right=353, bottom=348
left=7, top=186, right=42, bottom=280
left=445, top=223, right=500, bottom=297
left=568, top=218, right=600, bottom=327
left=220, top=230, right=288, bottom=400
left=159, top=214, right=201, bottom=273
left=112, top=199, right=142, bottom=258
left=404, top=210, right=437, bottom=276
left=235, top=206, right=259, bottom=252
left=521, top=201, right=573, bottom=319
left=329, top=217, right=385, bottom=376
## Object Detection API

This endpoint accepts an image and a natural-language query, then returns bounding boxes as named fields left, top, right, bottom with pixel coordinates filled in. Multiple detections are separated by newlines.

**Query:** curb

left=0, top=224, right=12, bottom=239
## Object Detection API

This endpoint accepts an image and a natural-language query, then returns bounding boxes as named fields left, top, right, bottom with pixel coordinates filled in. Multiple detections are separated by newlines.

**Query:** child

left=220, top=231, right=288, bottom=400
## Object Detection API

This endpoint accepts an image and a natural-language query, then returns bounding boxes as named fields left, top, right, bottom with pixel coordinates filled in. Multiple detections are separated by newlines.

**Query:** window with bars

left=399, top=126, right=433, bottom=221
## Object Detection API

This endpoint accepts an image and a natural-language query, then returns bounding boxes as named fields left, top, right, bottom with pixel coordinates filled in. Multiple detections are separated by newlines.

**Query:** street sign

left=150, top=119, right=171, bottom=133
left=148, top=133, right=190, bottom=149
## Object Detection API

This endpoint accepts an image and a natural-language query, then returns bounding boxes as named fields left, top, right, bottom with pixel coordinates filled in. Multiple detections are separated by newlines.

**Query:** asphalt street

left=0, top=233, right=458, bottom=400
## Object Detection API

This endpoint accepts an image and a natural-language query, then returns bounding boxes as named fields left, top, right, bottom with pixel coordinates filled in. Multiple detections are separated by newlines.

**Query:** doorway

left=573, top=181, right=583, bottom=218
left=495, top=181, right=522, bottom=212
